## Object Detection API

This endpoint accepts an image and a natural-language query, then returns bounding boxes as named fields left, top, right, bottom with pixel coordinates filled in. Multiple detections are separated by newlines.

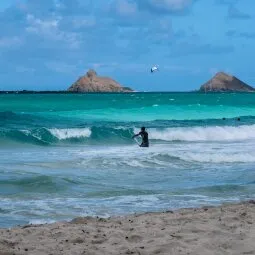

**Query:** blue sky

left=0, top=0, right=254, bottom=91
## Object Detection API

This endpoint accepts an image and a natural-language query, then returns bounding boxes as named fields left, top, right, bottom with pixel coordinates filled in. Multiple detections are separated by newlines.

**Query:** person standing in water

left=132, top=127, right=149, bottom=147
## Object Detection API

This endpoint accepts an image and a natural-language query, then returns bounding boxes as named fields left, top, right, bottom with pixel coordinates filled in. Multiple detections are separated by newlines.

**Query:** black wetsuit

left=139, top=130, right=149, bottom=147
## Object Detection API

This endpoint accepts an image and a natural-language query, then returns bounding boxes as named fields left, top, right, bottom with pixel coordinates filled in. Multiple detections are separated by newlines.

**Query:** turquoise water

left=0, top=93, right=255, bottom=227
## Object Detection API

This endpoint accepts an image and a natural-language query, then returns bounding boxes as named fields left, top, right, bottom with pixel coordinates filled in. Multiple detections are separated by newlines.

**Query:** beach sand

left=0, top=200, right=254, bottom=255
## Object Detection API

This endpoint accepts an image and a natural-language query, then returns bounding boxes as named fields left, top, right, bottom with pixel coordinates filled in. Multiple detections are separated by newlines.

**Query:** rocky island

left=199, top=72, right=255, bottom=92
left=68, top=69, right=133, bottom=93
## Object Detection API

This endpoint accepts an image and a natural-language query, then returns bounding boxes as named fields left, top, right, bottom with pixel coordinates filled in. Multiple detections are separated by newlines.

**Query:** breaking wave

left=149, top=125, right=255, bottom=141
left=48, top=128, right=91, bottom=140
left=1, top=124, right=255, bottom=146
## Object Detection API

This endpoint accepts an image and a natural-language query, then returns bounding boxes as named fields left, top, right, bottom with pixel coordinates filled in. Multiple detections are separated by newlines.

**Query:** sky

left=0, top=0, right=255, bottom=91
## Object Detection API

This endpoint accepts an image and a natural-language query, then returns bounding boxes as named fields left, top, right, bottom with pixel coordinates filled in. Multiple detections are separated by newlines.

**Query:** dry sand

left=0, top=200, right=254, bottom=255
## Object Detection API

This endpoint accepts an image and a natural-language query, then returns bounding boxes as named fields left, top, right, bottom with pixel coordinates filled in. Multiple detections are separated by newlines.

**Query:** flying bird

left=151, top=65, right=159, bottom=73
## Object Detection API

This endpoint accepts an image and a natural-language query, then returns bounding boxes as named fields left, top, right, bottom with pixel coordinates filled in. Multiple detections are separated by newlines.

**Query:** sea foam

left=49, top=128, right=91, bottom=140
left=148, top=125, right=255, bottom=141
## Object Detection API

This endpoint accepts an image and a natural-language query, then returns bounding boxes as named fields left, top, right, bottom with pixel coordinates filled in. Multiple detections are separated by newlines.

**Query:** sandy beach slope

left=0, top=201, right=254, bottom=255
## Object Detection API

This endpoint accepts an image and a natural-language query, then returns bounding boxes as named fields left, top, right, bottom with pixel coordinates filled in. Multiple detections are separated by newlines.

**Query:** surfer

left=132, top=127, right=149, bottom=147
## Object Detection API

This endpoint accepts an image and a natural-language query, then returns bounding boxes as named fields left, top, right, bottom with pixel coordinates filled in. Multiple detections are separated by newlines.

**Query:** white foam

left=29, top=219, right=57, bottom=225
left=49, top=128, right=91, bottom=140
left=179, top=152, right=255, bottom=163
left=75, top=140, right=255, bottom=165
left=149, top=125, right=255, bottom=142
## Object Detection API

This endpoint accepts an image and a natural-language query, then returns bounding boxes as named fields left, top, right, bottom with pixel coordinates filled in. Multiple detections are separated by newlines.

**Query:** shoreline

left=1, top=200, right=254, bottom=255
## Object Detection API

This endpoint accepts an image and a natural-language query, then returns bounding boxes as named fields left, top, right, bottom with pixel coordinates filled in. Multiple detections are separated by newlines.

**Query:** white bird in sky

left=151, top=65, right=159, bottom=73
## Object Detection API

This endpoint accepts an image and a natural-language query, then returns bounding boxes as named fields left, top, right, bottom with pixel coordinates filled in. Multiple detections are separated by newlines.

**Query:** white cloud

left=0, top=36, right=23, bottom=48
left=25, top=14, right=81, bottom=49
left=26, top=14, right=59, bottom=34
left=149, top=0, right=192, bottom=11
left=116, top=0, right=138, bottom=16
left=72, top=16, right=96, bottom=29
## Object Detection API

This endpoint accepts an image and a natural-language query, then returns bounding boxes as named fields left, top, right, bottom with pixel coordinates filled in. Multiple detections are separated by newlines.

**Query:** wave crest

left=49, top=128, right=91, bottom=140
left=149, top=125, right=255, bottom=141
left=1, top=125, right=255, bottom=146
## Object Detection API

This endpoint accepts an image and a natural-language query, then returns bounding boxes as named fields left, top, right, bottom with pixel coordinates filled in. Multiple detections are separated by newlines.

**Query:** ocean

left=0, top=92, right=255, bottom=228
